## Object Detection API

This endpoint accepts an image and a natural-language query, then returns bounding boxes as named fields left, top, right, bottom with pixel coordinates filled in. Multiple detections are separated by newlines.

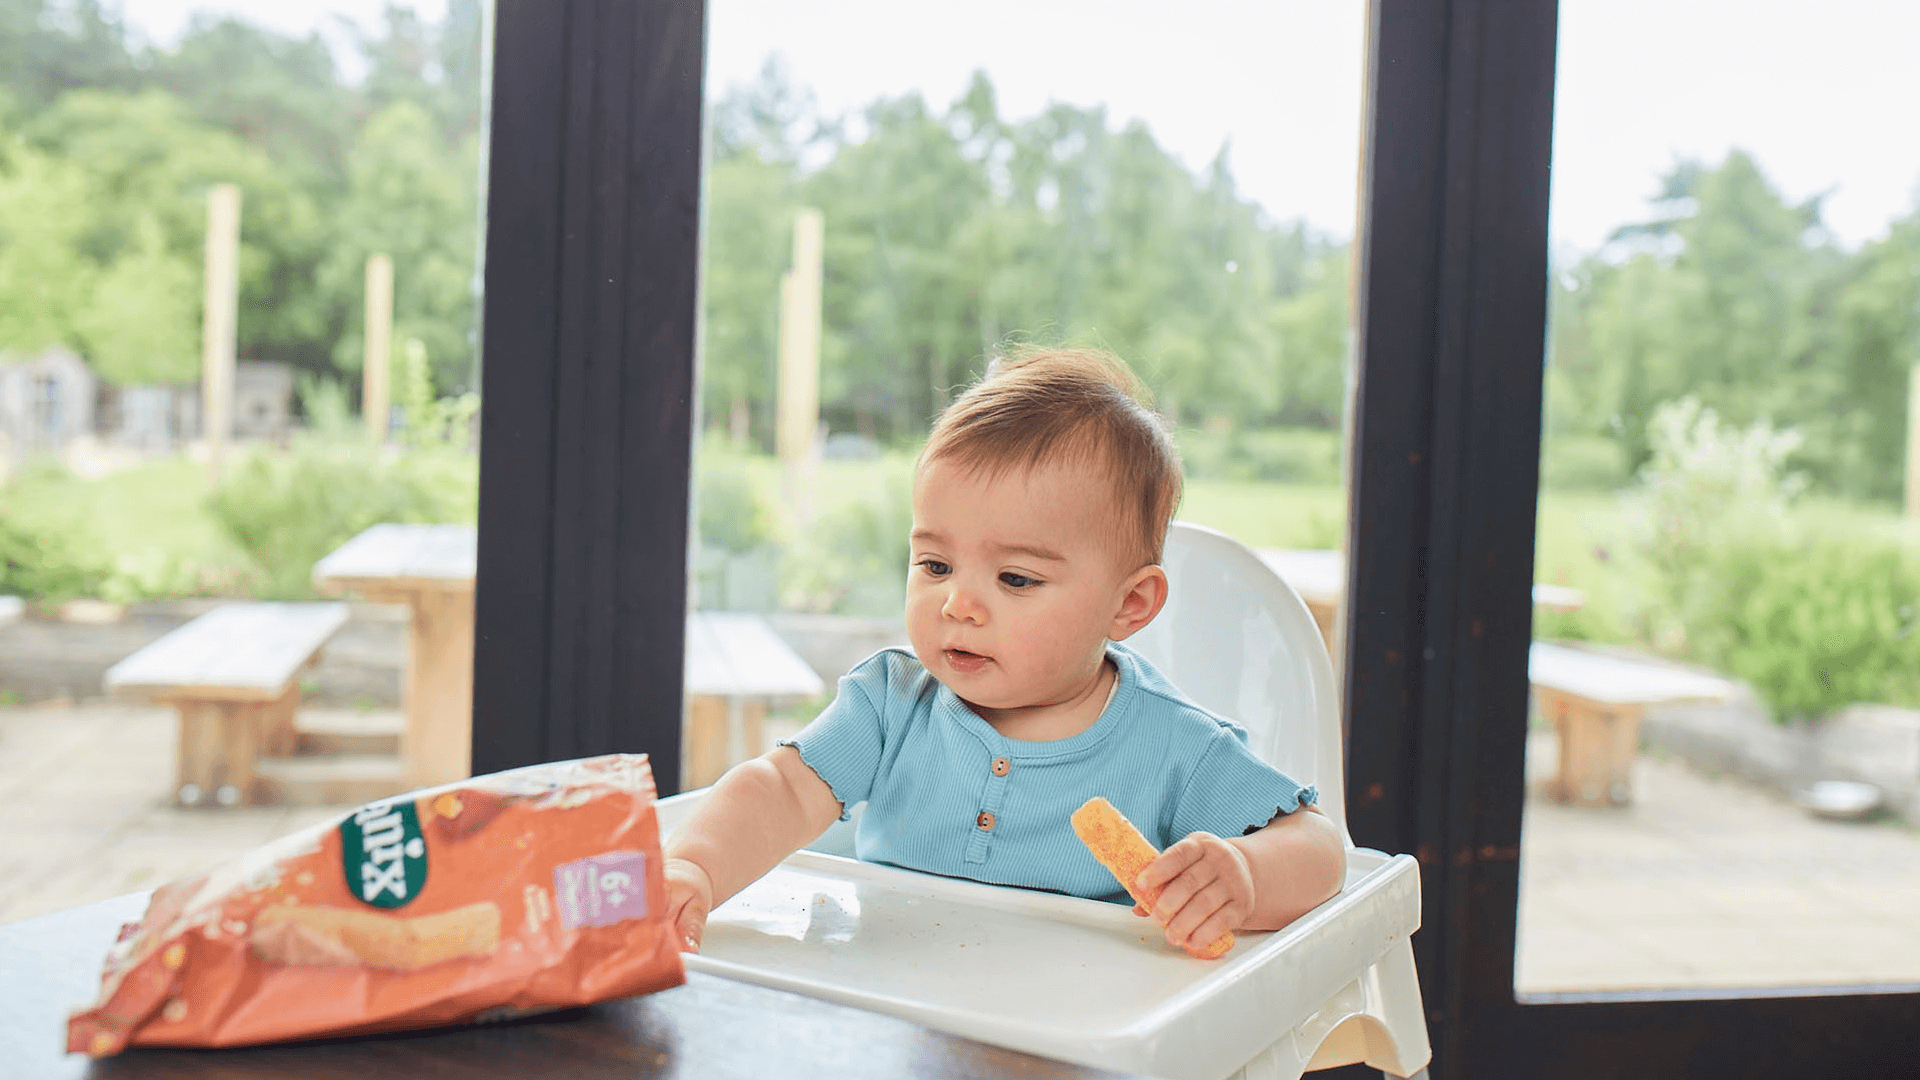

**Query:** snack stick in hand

left=1070, top=796, right=1234, bottom=959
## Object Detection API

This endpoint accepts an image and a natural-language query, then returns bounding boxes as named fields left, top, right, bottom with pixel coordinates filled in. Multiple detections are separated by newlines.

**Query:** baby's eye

left=999, top=572, right=1039, bottom=590
left=917, top=559, right=951, bottom=577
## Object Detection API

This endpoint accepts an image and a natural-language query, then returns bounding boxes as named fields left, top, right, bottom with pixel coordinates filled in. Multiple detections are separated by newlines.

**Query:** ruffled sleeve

left=777, top=650, right=897, bottom=821
left=1165, top=726, right=1319, bottom=842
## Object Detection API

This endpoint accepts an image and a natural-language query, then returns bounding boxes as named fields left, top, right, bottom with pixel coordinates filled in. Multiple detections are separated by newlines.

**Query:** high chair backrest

left=1126, top=521, right=1349, bottom=846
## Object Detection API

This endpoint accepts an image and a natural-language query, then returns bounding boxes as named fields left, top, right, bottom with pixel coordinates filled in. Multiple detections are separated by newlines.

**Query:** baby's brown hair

left=918, top=345, right=1184, bottom=568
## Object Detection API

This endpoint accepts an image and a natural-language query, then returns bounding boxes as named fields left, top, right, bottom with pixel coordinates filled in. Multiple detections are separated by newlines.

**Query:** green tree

left=809, top=91, right=994, bottom=439
left=0, top=0, right=140, bottom=114
left=71, top=214, right=199, bottom=385
left=702, top=149, right=795, bottom=447
left=1570, top=152, right=1845, bottom=473
left=1267, top=246, right=1350, bottom=427
left=154, top=15, right=352, bottom=188
left=1818, top=211, right=1920, bottom=502
left=320, top=101, right=479, bottom=393
left=0, top=132, right=97, bottom=355
left=26, top=89, right=328, bottom=383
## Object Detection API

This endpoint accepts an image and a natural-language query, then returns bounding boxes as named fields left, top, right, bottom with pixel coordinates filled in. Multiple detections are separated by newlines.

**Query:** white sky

left=124, top=0, right=1920, bottom=255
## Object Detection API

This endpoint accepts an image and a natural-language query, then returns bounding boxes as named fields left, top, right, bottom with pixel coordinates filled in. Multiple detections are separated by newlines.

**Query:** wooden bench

left=1529, top=641, right=1737, bottom=806
left=104, top=602, right=350, bottom=806
left=682, top=610, right=825, bottom=789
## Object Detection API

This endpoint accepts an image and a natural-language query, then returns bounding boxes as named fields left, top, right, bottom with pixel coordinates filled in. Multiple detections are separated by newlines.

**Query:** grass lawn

left=4, top=457, right=244, bottom=570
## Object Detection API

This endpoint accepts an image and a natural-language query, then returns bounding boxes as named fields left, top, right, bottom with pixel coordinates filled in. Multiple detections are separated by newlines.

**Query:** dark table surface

left=0, top=892, right=1147, bottom=1080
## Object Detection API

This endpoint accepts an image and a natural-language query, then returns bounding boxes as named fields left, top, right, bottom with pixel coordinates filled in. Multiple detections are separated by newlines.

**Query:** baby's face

left=906, top=455, right=1136, bottom=715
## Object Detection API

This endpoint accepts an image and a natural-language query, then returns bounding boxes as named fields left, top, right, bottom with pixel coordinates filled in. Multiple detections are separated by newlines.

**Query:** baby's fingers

left=1150, top=859, right=1221, bottom=929
left=1135, top=834, right=1210, bottom=896
left=666, top=892, right=708, bottom=953
left=1163, top=881, right=1235, bottom=953
left=676, top=911, right=705, bottom=953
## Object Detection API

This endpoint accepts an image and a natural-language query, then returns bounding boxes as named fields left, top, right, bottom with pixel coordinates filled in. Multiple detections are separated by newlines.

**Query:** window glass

left=0, top=0, right=487, bottom=924
left=1518, top=0, right=1920, bottom=994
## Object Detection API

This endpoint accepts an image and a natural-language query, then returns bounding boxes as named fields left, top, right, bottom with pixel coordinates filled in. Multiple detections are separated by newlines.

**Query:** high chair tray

left=661, top=792, right=1420, bottom=1080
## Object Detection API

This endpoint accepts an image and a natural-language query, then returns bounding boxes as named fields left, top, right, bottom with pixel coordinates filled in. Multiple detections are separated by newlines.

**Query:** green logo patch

left=340, top=799, right=428, bottom=909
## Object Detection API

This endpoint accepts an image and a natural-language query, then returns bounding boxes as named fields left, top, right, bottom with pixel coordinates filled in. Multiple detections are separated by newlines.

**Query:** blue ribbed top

left=780, top=642, right=1317, bottom=903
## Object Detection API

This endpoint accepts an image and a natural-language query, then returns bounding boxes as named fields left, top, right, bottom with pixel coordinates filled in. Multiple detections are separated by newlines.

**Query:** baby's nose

left=942, top=584, right=987, bottom=623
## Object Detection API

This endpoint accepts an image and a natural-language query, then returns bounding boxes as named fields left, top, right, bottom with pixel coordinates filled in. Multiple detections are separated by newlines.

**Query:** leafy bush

left=1610, top=396, right=1920, bottom=720
left=779, top=461, right=914, bottom=617
left=0, top=509, right=107, bottom=602
left=208, top=372, right=476, bottom=599
left=697, top=461, right=774, bottom=556
left=1695, top=537, right=1920, bottom=721
left=98, top=549, right=208, bottom=604
left=1617, top=396, right=1805, bottom=652
left=394, top=339, right=479, bottom=452
left=691, top=451, right=781, bottom=611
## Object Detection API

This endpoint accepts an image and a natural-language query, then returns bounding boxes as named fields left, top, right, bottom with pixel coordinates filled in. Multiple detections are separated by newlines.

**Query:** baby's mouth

left=944, top=648, right=992, bottom=674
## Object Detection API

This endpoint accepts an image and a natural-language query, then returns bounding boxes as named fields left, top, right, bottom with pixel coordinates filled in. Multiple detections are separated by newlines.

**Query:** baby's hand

left=1133, top=832, right=1255, bottom=954
left=663, top=857, right=715, bottom=953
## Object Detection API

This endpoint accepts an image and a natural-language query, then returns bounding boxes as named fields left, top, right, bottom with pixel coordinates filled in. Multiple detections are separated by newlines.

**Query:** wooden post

left=200, top=183, right=240, bottom=487
left=1906, top=362, right=1920, bottom=519
left=364, top=254, right=394, bottom=443
left=775, top=208, right=824, bottom=469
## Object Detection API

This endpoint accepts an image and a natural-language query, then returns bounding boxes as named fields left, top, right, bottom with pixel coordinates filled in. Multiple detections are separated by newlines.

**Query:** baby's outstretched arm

left=1136, top=805, right=1345, bottom=952
left=662, top=746, right=843, bottom=952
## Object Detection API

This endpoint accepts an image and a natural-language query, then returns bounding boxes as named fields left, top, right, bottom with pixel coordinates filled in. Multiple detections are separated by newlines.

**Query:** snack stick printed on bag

left=1070, top=796, right=1235, bottom=959
left=67, top=754, right=684, bottom=1057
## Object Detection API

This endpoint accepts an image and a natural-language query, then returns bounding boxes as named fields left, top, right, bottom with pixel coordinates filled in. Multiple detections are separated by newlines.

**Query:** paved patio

left=2, top=700, right=1917, bottom=992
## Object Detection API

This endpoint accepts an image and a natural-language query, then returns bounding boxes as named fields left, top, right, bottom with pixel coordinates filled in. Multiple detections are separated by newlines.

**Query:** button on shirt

left=780, top=643, right=1318, bottom=903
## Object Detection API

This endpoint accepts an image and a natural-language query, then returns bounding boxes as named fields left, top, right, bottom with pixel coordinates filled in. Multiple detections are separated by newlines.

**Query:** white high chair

left=657, top=521, right=1430, bottom=1080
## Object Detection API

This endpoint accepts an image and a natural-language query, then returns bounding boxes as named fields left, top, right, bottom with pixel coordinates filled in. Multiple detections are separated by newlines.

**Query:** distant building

left=233, top=360, right=294, bottom=439
left=103, top=385, right=199, bottom=453
left=0, top=346, right=96, bottom=454
left=0, top=350, right=294, bottom=462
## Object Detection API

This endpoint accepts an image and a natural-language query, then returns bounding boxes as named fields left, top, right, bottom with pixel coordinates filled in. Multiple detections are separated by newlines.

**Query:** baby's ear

left=1109, top=564, right=1169, bottom=641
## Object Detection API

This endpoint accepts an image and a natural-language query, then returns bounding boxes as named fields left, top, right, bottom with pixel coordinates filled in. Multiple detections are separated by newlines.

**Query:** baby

left=663, top=346, right=1344, bottom=955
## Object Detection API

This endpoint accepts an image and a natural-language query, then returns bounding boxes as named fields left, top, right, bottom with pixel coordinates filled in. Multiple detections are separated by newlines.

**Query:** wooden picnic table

left=314, top=525, right=825, bottom=792
left=313, top=524, right=477, bottom=791
left=0, top=891, right=1142, bottom=1080
left=683, top=610, right=824, bottom=788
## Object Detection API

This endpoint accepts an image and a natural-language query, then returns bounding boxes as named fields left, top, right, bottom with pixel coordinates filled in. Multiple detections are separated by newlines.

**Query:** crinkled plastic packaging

left=68, top=754, right=684, bottom=1057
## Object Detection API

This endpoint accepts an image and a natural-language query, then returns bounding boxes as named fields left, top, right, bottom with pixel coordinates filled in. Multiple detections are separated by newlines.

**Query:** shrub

left=1697, top=537, right=1920, bottom=721
left=0, top=509, right=107, bottom=602
left=98, top=549, right=208, bottom=604
left=208, top=372, right=477, bottom=599
left=692, top=451, right=780, bottom=611
left=697, top=461, right=774, bottom=556
left=779, top=461, right=914, bottom=617
left=1617, top=396, right=1805, bottom=651
left=1611, top=396, right=1920, bottom=720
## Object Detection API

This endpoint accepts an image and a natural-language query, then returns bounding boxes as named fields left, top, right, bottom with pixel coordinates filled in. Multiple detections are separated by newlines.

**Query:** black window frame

left=472, top=0, right=705, bottom=793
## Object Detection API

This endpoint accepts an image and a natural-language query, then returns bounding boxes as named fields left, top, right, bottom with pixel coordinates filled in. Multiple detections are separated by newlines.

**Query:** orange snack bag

left=68, top=754, right=683, bottom=1057
left=1070, top=796, right=1235, bottom=960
